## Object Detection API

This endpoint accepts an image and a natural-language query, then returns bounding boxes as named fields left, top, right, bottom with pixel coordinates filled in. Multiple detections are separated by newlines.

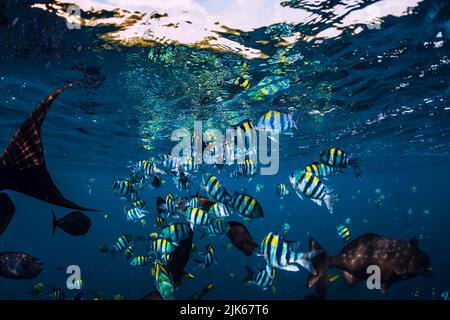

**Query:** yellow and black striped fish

left=149, top=238, right=176, bottom=254
left=319, top=148, right=361, bottom=177
left=185, top=207, right=213, bottom=229
left=275, top=183, right=291, bottom=197
left=229, top=192, right=263, bottom=219
left=161, top=223, right=191, bottom=243
left=227, top=119, right=257, bottom=161
left=193, top=244, right=216, bottom=269
left=129, top=255, right=150, bottom=267
left=303, top=162, right=342, bottom=178
left=113, top=235, right=132, bottom=253
left=154, top=260, right=174, bottom=299
left=232, top=159, right=258, bottom=177
left=155, top=215, right=168, bottom=229
left=289, top=170, right=338, bottom=214
left=202, top=173, right=230, bottom=203
left=336, top=225, right=351, bottom=243
left=256, top=110, right=296, bottom=134
left=234, top=76, right=250, bottom=90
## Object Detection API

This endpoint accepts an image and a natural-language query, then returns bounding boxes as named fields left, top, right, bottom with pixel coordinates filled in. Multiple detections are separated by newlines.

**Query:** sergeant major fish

left=289, top=170, right=339, bottom=214
left=193, top=244, right=216, bottom=269
left=259, top=232, right=321, bottom=274
left=228, top=192, right=264, bottom=219
left=256, top=110, right=297, bottom=136
left=242, top=264, right=277, bottom=292
left=319, top=148, right=361, bottom=177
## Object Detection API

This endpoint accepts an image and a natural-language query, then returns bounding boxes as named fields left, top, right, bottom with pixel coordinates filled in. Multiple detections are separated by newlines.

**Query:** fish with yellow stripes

left=202, top=173, right=230, bottom=203
left=242, top=264, right=277, bottom=292
left=178, top=156, right=200, bottom=174
left=155, top=215, right=168, bottom=229
left=256, top=110, right=297, bottom=135
left=226, top=119, right=257, bottom=161
left=126, top=207, right=146, bottom=223
left=303, top=162, right=342, bottom=178
left=208, top=202, right=231, bottom=218
left=336, top=225, right=351, bottom=243
left=201, top=219, right=230, bottom=238
left=259, top=232, right=321, bottom=273
left=231, top=159, right=258, bottom=178
left=193, top=244, right=216, bottom=269
left=319, top=148, right=361, bottom=177
left=156, top=193, right=179, bottom=217
left=148, top=238, right=177, bottom=255
left=275, top=183, right=291, bottom=198
left=153, top=260, right=174, bottom=299
left=112, top=178, right=137, bottom=201
left=160, top=223, right=191, bottom=243
left=233, top=76, right=250, bottom=90
left=129, top=255, right=151, bottom=267
left=289, top=170, right=339, bottom=214
left=185, top=207, right=213, bottom=229
left=229, top=192, right=264, bottom=219
left=130, top=160, right=166, bottom=177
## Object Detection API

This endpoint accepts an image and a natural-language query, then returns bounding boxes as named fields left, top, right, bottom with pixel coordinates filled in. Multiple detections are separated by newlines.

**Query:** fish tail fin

left=348, top=158, right=361, bottom=178
left=323, top=190, right=339, bottom=214
left=292, top=249, right=322, bottom=275
left=52, top=211, right=58, bottom=236
left=0, top=193, right=15, bottom=236
left=306, top=236, right=332, bottom=299
left=156, top=197, right=166, bottom=214
left=241, top=265, right=255, bottom=283
left=0, top=84, right=99, bottom=213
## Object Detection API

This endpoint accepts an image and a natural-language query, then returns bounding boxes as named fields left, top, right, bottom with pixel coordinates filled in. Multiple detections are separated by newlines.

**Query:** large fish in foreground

left=0, top=84, right=98, bottom=235
left=307, top=233, right=432, bottom=299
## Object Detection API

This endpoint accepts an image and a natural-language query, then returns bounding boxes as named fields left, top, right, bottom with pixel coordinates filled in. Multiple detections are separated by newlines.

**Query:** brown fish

left=226, top=221, right=258, bottom=256
left=307, top=233, right=432, bottom=298
left=52, top=211, right=91, bottom=236
left=0, top=84, right=99, bottom=235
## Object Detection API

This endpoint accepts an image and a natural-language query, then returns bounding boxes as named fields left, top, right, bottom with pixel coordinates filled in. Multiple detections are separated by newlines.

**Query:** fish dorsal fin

left=409, top=237, right=419, bottom=248
left=0, top=84, right=98, bottom=212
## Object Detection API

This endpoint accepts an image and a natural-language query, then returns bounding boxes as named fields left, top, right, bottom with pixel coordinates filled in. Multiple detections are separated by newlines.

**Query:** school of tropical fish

left=0, top=81, right=443, bottom=300
left=1, top=0, right=449, bottom=300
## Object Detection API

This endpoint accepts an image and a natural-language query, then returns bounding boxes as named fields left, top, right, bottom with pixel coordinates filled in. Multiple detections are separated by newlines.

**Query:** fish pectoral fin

left=341, top=270, right=359, bottom=286
left=294, top=190, right=304, bottom=200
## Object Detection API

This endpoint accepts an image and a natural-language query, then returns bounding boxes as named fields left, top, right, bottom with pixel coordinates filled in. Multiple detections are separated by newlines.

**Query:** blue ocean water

left=0, top=0, right=449, bottom=300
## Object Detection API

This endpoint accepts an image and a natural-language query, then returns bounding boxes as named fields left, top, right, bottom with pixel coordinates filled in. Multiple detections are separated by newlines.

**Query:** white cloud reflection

left=32, top=0, right=423, bottom=58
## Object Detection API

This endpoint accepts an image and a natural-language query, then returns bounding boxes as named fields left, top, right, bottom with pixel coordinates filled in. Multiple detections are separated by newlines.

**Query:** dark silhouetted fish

left=0, top=84, right=99, bottom=235
left=188, top=282, right=214, bottom=300
left=226, top=221, right=258, bottom=256
left=52, top=211, right=91, bottom=236
left=0, top=193, right=14, bottom=236
left=0, top=252, right=44, bottom=279
left=307, top=233, right=432, bottom=298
